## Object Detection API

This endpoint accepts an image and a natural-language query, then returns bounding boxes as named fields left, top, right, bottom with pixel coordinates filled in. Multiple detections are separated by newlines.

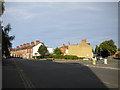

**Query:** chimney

left=26, top=43, right=30, bottom=47
left=68, top=42, right=70, bottom=46
left=31, top=42, right=35, bottom=45
left=62, top=44, right=65, bottom=47
left=36, top=40, right=40, bottom=45
left=20, top=45, right=22, bottom=48
left=23, top=44, right=26, bottom=47
left=82, top=39, right=86, bottom=43
left=16, top=46, right=19, bottom=49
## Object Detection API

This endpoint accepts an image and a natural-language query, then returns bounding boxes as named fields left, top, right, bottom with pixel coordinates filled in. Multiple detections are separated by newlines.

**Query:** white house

left=32, top=43, right=54, bottom=56
left=32, top=43, right=43, bottom=56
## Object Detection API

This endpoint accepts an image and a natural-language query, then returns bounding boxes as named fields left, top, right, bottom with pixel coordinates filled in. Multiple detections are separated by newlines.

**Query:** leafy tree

left=118, top=48, right=120, bottom=51
left=1, top=1, right=15, bottom=58
left=99, top=40, right=117, bottom=58
left=94, top=45, right=99, bottom=55
left=54, top=47, right=63, bottom=55
left=2, top=24, right=15, bottom=58
left=92, top=49, right=95, bottom=54
left=37, top=44, right=48, bottom=56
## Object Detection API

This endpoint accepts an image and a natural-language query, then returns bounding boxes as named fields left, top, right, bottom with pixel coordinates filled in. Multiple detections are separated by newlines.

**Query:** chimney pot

left=68, top=42, right=70, bottom=46
left=82, top=39, right=86, bottom=43
left=31, top=42, right=35, bottom=45
left=36, top=40, right=40, bottom=45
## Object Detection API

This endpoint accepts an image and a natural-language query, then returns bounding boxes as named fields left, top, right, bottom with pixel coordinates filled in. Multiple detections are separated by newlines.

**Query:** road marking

left=13, top=59, right=35, bottom=88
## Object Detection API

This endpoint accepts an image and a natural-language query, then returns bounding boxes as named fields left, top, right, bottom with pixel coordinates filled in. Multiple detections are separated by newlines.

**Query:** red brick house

left=61, top=44, right=68, bottom=54
left=113, top=51, right=120, bottom=57
left=10, top=40, right=40, bottom=59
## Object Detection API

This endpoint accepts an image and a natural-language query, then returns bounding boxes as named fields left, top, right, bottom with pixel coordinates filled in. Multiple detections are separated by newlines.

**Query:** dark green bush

left=64, top=55, right=79, bottom=60
left=33, top=54, right=80, bottom=60
left=32, top=56, right=35, bottom=59
left=32, top=56, right=44, bottom=59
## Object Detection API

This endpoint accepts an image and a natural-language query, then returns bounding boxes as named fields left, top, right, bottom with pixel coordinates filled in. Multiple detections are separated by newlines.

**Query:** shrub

left=33, top=54, right=80, bottom=60
left=32, top=56, right=36, bottom=59
left=32, top=56, right=44, bottom=59
left=64, top=55, right=79, bottom=60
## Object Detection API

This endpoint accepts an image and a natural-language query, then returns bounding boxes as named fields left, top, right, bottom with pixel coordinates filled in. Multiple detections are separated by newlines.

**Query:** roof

left=61, top=45, right=68, bottom=49
left=114, top=51, right=120, bottom=55
left=12, top=42, right=45, bottom=51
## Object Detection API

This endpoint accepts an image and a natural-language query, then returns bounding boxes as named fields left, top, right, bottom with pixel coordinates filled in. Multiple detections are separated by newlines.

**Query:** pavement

left=52, top=58, right=120, bottom=70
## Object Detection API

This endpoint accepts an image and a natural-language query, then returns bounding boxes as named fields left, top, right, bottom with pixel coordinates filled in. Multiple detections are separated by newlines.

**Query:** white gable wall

left=32, top=43, right=43, bottom=56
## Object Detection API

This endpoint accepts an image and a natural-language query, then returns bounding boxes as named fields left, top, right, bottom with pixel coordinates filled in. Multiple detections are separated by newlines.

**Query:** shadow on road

left=2, top=58, right=117, bottom=89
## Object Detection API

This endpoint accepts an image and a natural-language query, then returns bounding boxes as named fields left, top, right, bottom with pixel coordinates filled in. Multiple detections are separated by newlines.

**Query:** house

left=113, top=51, right=120, bottom=57
left=61, top=44, right=68, bottom=54
left=10, top=40, right=53, bottom=59
left=67, top=39, right=93, bottom=58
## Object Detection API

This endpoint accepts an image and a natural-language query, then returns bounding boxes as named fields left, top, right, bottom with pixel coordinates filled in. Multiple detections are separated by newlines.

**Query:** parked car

left=83, top=58, right=89, bottom=60
left=97, top=56, right=103, bottom=60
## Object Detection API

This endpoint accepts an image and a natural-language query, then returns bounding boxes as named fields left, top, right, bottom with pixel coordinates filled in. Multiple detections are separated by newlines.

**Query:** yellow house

left=67, top=39, right=93, bottom=58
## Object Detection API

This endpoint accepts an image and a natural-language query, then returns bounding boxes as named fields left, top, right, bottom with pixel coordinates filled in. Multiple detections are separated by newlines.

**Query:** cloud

left=5, top=6, right=34, bottom=20
left=3, top=2, right=118, bottom=49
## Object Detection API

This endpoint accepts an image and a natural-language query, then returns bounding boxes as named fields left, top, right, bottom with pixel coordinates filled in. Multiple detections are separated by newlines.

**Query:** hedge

left=43, top=54, right=79, bottom=60
left=32, top=54, right=90, bottom=60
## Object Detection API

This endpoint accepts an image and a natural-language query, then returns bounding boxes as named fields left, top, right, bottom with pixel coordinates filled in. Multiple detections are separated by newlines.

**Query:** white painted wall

left=32, top=43, right=54, bottom=56
left=65, top=49, right=68, bottom=54
left=47, top=47, right=54, bottom=54
left=32, top=43, right=43, bottom=56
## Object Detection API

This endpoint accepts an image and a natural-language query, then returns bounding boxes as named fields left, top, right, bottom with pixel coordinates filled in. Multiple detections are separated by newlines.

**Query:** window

left=35, top=53, right=37, bottom=55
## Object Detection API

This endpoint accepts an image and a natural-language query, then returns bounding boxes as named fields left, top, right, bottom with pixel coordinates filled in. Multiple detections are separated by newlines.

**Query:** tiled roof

left=11, top=42, right=44, bottom=51
left=13, top=45, right=35, bottom=51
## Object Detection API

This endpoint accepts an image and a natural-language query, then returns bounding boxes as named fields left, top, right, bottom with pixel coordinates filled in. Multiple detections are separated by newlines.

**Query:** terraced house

left=10, top=40, right=53, bottom=59
left=61, top=39, right=93, bottom=58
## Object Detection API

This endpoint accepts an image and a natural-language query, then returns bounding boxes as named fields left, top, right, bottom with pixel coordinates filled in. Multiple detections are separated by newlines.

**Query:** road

left=2, top=58, right=119, bottom=89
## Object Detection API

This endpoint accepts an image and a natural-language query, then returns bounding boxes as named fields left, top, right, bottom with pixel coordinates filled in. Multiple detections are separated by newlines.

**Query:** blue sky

left=2, top=2, right=118, bottom=49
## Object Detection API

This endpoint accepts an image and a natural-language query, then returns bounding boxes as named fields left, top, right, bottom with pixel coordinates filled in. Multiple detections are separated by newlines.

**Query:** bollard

left=92, top=57, right=97, bottom=65
left=104, top=58, right=107, bottom=64
left=93, top=60, right=96, bottom=65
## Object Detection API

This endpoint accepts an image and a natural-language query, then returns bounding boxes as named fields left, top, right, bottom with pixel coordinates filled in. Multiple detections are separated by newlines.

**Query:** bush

left=78, top=57, right=86, bottom=59
left=32, top=56, right=36, bottom=59
left=32, top=56, right=44, bottom=59
left=64, top=55, right=79, bottom=60
left=33, top=54, right=81, bottom=60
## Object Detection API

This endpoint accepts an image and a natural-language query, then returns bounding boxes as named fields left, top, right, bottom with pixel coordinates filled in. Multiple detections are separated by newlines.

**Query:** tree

left=2, top=24, right=15, bottom=57
left=118, top=48, right=120, bottom=51
left=94, top=45, right=99, bottom=55
left=92, top=49, right=95, bottom=54
left=99, top=40, right=117, bottom=58
left=54, top=47, right=63, bottom=55
left=37, top=44, right=48, bottom=56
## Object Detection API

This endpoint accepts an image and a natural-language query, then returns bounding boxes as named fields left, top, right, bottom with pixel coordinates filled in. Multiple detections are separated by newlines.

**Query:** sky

left=2, top=2, right=118, bottom=49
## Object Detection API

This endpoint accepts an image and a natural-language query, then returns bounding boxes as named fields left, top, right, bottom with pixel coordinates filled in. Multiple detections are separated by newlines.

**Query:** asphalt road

left=2, top=58, right=119, bottom=89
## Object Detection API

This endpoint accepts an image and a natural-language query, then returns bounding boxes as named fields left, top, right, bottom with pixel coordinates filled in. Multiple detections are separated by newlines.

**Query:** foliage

left=64, top=55, right=79, bottom=59
left=2, top=24, right=15, bottom=57
left=37, top=44, right=48, bottom=56
left=44, top=54, right=79, bottom=60
left=118, top=48, right=120, bottom=51
left=95, top=45, right=99, bottom=55
left=92, top=49, right=95, bottom=54
left=54, top=47, right=63, bottom=55
left=99, top=40, right=117, bottom=58
left=32, top=56, right=44, bottom=59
